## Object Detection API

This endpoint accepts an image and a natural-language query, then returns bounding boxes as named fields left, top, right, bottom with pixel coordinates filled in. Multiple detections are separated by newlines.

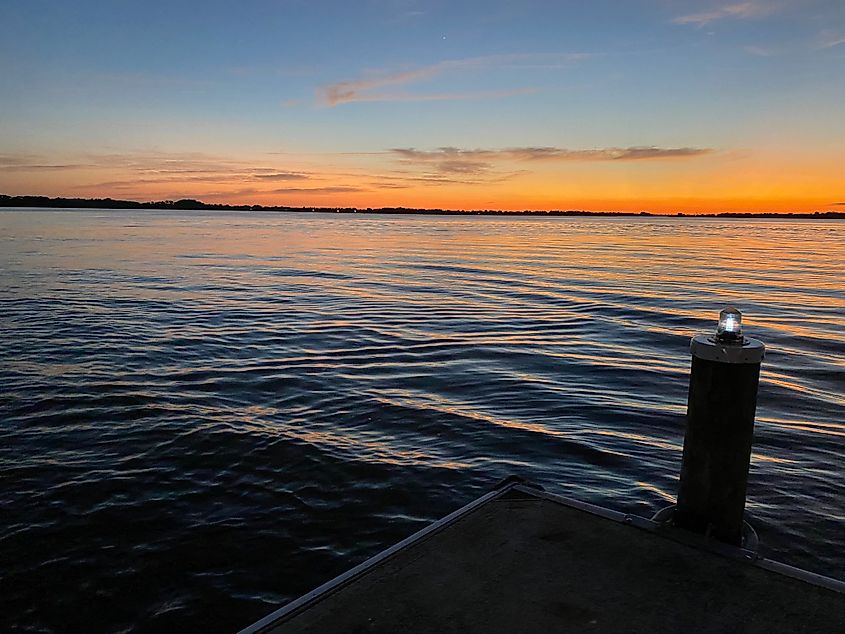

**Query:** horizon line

left=2, top=194, right=844, bottom=219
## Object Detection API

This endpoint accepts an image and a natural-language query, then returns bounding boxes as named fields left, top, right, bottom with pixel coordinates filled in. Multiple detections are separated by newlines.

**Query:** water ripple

left=1, top=210, right=843, bottom=633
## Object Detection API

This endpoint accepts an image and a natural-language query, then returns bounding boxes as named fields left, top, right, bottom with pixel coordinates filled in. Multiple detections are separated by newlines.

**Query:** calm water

left=1, top=209, right=843, bottom=632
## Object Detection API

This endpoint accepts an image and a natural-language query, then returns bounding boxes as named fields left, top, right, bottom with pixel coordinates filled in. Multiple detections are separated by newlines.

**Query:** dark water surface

left=1, top=209, right=843, bottom=632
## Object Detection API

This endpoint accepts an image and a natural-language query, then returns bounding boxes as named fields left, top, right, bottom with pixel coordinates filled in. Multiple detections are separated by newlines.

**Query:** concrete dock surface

left=244, top=482, right=845, bottom=633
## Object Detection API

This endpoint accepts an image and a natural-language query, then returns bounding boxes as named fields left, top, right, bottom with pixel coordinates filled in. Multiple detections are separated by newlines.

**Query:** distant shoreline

left=2, top=194, right=843, bottom=219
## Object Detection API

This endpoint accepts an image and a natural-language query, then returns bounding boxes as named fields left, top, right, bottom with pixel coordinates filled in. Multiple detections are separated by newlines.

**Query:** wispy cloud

left=817, top=30, right=845, bottom=49
left=79, top=151, right=257, bottom=176
left=330, top=87, right=536, bottom=105
left=319, top=53, right=587, bottom=106
left=87, top=175, right=251, bottom=189
left=383, top=7, right=427, bottom=25
left=0, top=151, right=331, bottom=198
left=322, top=68, right=435, bottom=106
left=0, top=154, right=84, bottom=171
left=270, top=186, right=364, bottom=194
left=391, top=146, right=713, bottom=166
left=0, top=163, right=82, bottom=172
left=365, top=169, right=522, bottom=188
left=381, top=146, right=713, bottom=188
left=253, top=172, right=310, bottom=181
left=673, top=1, right=774, bottom=26
left=433, top=159, right=493, bottom=175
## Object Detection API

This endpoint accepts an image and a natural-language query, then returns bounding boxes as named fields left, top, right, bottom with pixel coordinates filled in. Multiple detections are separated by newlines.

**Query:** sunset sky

left=1, top=0, right=843, bottom=213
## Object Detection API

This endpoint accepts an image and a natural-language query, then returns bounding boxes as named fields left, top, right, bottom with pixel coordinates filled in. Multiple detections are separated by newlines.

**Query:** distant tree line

left=0, top=195, right=273, bottom=211
left=1, top=194, right=843, bottom=219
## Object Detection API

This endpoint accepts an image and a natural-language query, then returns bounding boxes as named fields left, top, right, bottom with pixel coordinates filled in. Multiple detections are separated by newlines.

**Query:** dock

left=241, top=479, right=845, bottom=633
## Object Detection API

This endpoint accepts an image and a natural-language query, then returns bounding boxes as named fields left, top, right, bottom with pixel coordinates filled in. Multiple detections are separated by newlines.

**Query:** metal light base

left=652, top=504, right=759, bottom=553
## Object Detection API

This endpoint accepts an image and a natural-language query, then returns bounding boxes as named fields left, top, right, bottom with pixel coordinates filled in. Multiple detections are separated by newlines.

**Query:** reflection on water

left=1, top=209, right=843, bottom=632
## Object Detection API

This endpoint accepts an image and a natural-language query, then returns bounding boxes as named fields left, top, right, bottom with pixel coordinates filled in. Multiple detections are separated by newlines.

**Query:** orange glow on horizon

left=3, top=147, right=843, bottom=215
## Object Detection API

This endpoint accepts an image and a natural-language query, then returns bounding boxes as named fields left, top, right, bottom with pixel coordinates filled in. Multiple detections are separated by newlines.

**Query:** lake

left=1, top=209, right=843, bottom=632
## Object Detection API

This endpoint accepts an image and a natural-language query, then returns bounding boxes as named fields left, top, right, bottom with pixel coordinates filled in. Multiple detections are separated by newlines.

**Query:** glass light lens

left=716, top=306, right=743, bottom=340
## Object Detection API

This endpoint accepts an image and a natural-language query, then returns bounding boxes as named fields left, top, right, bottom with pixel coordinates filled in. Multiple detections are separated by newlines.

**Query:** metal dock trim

left=519, top=484, right=845, bottom=595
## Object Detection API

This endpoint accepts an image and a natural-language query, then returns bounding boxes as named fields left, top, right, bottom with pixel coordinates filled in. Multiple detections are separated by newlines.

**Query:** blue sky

left=1, top=1, right=844, bottom=211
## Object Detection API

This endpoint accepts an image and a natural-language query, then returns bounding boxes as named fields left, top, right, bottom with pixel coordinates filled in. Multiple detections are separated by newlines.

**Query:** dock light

left=675, top=307, right=765, bottom=546
left=716, top=306, right=743, bottom=342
